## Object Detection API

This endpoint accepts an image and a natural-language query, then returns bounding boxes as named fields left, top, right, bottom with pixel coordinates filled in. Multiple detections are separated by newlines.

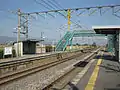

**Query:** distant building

left=36, top=43, right=55, bottom=53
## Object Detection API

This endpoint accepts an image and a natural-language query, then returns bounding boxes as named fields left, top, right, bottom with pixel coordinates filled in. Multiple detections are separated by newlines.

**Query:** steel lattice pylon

left=17, top=4, right=120, bottom=41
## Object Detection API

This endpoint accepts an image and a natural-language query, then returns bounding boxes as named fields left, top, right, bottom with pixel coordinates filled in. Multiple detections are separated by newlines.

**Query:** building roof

left=13, top=39, right=43, bottom=44
left=22, top=39, right=39, bottom=43
left=92, top=25, right=120, bottom=34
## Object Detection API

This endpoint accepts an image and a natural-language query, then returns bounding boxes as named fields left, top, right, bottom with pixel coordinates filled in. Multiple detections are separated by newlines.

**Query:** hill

left=0, top=36, right=16, bottom=44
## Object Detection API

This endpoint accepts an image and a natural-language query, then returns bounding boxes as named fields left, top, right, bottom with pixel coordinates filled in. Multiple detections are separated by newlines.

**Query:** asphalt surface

left=94, top=53, right=120, bottom=90
left=76, top=58, right=97, bottom=90
left=73, top=51, right=120, bottom=90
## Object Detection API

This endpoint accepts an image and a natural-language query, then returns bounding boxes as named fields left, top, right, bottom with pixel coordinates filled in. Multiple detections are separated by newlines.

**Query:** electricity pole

left=26, top=15, right=28, bottom=40
left=41, top=32, right=44, bottom=53
left=17, top=9, right=21, bottom=57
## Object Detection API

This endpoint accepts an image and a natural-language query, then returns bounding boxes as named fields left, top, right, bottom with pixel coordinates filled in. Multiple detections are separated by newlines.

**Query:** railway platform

left=0, top=52, right=56, bottom=63
left=65, top=50, right=120, bottom=90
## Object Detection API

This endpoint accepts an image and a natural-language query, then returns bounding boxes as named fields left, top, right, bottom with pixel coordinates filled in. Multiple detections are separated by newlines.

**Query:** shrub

left=12, top=49, right=16, bottom=57
left=0, top=49, right=4, bottom=59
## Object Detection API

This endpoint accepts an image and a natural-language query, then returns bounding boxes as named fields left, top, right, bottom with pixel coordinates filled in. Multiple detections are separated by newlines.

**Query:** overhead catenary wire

left=34, top=0, right=55, bottom=17
left=34, top=0, right=83, bottom=28
left=39, top=0, right=56, bottom=10
left=49, top=0, right=83, bottom=28
left=34, top=0, right=64, bottom=18
left=27, top=4, right=120, bottom=28
left=25, top=4, right=120, bottom=14
left=35, top=0, right=62, bottom=10
left=35, top=0, right=82, bottom=28
left=47, top=0, right=61, bottom=9
left=34, top=0, right=51, bottom=10
left=51, top=0, right=63, bottom=9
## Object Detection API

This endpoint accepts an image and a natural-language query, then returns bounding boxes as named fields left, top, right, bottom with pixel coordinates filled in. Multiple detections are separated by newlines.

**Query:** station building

left=14, top=39, right=39, bottom=56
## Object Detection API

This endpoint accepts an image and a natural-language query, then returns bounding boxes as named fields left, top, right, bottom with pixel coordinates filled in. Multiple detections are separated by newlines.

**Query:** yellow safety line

left=85, top=53, right=103, bottom=90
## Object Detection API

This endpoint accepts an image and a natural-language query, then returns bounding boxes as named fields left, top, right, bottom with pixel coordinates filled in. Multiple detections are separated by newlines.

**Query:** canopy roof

left=92, top=25, right=120, bottom=34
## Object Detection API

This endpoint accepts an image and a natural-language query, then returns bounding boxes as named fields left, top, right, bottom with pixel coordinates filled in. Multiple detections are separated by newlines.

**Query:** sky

left=0, top=0, right=120, bottom=43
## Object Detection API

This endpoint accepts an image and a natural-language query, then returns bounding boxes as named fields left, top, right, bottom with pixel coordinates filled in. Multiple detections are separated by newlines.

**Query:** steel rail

left=0, top=51, right=75, bottom=68
left=0, top=50, right=85, bottom=85
left=42, top=48, right=100, bottom=90
left=0, top=48, right=97, bottom=85
left=0, top=49, right=87, bottom=69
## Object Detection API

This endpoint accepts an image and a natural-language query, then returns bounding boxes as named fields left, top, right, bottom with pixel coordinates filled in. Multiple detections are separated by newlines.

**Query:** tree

left=92, top=42, right=96, bottom=47
left=76, top=43, right=79, bottom=46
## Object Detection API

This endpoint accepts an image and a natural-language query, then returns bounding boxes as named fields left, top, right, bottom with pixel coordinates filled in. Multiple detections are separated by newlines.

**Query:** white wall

left=14, top=42, right=23, bottom=56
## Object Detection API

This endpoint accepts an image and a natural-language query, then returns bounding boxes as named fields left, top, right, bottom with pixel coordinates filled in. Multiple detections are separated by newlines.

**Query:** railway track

left=0, top=49, right=88, bottom=85
left=0, top=47, right=100, bottom=89
left=0, top=50, right=83, bottom=75
left=0, top=53, right=57, bottom=68
left=43, top=48, right=99, bottom=90
left=0, top=47, right=94, bottom=68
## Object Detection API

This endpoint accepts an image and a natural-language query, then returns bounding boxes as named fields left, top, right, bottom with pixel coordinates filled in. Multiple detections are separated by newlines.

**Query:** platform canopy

left=92, top=25, right=120, bottom=34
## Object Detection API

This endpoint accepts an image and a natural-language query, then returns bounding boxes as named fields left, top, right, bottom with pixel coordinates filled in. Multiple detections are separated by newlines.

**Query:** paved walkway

left=67, top=50, right=120, bottom=90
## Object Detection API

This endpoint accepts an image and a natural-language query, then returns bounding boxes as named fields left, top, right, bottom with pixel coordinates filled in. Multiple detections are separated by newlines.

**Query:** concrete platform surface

left=68, top=50, right=120, bottom=90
